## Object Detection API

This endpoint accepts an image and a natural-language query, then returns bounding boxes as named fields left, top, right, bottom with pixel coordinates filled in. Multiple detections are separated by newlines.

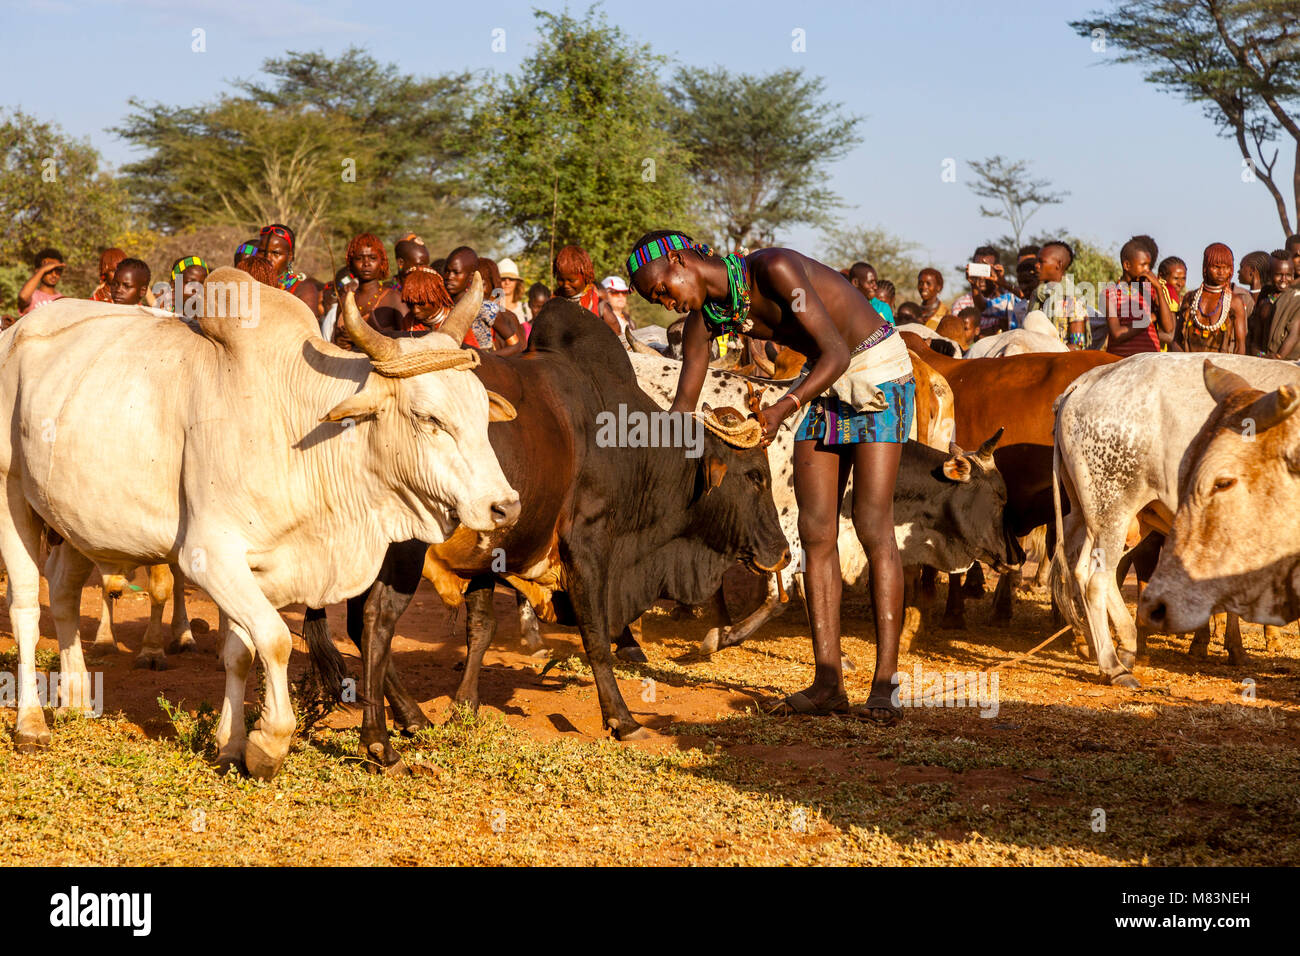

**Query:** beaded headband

left=171, top=255, right=208, bottom=278
left=626, top=234, right=712, bottom=276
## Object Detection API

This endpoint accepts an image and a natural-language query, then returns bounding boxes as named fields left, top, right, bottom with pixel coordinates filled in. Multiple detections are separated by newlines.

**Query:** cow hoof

left=614, top=725, right=654, bottom=742
left=14, top=730, right=51, bottom=754
left=190, top=618, right=211, bottom=636
left=90, top=636, right=117, bottom=650
left=701, top=627, right=723, bottom=655
left=1073, top=639, right=1093, bottom=661
left=166, top=635, right=197, bottom=655
left=243, top=733, right=286, bottom=781
left=614, top=645, right=648, bottom=664
left=362, top=741, right=409, bottom=775
left=133, top=654, right=168, bottom=671
left=395, top=714, right=432, bottom=736
left=1110, top=673, right=1141, bottom=689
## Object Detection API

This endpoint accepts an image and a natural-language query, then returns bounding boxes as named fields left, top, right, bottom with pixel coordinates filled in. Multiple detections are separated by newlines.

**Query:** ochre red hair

left=236, top=255, right=278, bottom=287
left=1203, top=242, right=1234, bottom=274
left=346, top=233, right=389, bottom=280
left=400, top=266, right=454, bottom=309
left=553, top=244, right=595, bottom=287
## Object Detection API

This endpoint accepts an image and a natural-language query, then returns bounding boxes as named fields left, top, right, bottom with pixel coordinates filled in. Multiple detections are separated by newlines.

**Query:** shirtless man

left=628, top=231, right=912, bottom=721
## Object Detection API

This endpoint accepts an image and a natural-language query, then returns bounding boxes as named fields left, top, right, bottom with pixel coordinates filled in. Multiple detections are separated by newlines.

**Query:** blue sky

left=5, top=0, right=1294, bottom=286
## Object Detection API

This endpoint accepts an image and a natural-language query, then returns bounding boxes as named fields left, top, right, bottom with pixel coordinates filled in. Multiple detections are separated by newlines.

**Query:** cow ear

left=941, top=454, right=972, bottom=483
left=321, top=376, right=387, bottom=423
left=1203, top=360, right=1254, bottom=404
left=487, top=390, right=517, bottom=423
left=703, top=455, right=728, bottom=494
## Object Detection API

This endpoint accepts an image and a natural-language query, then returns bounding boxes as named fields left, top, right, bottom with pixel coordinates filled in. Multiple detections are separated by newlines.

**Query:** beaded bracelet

left=1066, top=331, right=1087, bottom=348
left=784, top=393, right=801, bottom=412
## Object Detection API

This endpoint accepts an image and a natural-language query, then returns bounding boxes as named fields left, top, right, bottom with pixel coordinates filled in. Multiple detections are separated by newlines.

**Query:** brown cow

left=899, top=332, right=1120, bottom=624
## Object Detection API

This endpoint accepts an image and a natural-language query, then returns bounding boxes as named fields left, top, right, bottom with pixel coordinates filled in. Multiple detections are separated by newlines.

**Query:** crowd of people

left=15, top=229, right=1300, bottom=365
left=8, top=226, right=641, bottom=357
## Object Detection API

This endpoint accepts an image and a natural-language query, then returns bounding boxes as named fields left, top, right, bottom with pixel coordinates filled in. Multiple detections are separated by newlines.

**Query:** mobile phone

left=967, top=262, right=993, bottom=279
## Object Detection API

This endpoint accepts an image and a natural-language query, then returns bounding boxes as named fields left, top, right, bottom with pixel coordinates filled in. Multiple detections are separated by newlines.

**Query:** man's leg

left=790, top=437, right=850, bottom=709
left=851, top=440, right=904, bottom=717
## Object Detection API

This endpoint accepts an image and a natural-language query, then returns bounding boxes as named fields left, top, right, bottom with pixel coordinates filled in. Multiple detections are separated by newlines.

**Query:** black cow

left=305, top=298, right=788, bottom=769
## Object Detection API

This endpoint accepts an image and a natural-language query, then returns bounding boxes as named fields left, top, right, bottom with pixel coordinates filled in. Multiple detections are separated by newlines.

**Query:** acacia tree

left=0, top=109, right=126, bottom=283
left=966, top=155, right=1067, bottom=252
left=468, top=7, right=694, bottom=276
left=670, top=68, right=862, bottom=252
left=1072, top=0, right=1300, bottom=237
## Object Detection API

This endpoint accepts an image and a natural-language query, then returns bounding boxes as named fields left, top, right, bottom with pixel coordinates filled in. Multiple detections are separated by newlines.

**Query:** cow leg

left=355, top=540, right=428, bottom=766
left=899, top=566, right=923, bottom=654
left=1, top=498, right=50, bottom=753
left=92, top=567, right=118, bottom=649
left=453, top=576, right=497, bottom=711
left=941, top=573, right=966, bottom=629
left=517, top=592, right=544, bottom=653
left=214, top=613, right=251, bottom=773
left=185, top=546, right=295, bottom=780
left=919, top=566, right=938, bottom=601
left=1224, top=612, right=1249, bottom=666
left=1189, top=626, right=1211, bottom=659
left=1264, top=624, right=1283, bottom=653
left=561, top=540, right=644, bottom=739
left=701, top=587, right=734, bottom=654
left=136, top=564, right=170, bottom=670
left=1072, top=525, right=1138, bottom=686
left=991, top=568, right=1017, bottom=623
left=717, top=576, right=788, bottom=651
left=164, top=564, right=196, bottom=654
left=44, top=543, right=95, bottom=714
left=962, top=562, right=986, bottom=597
left=613, top=621, right=648, bottom=663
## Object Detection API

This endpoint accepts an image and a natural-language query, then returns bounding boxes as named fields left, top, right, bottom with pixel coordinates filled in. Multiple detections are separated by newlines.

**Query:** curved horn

left=1203, top=359, right=1254, bottom=404
left=437, top=272, right=484, bottom=346
left=976, top=426, right=1005, bottom=463
left=751, top=346, right=776, bottom=378
left=339, top=289, right=400, bottom=364
left=1249, top=384, right=1300, bottom=433
left=624, top=325, right=660, bottom=355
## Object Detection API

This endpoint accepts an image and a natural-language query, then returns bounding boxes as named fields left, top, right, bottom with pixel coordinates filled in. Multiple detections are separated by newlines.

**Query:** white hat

left=497, top=257, right=522, bottom=281
left=602, top=274, right=630, bottom=293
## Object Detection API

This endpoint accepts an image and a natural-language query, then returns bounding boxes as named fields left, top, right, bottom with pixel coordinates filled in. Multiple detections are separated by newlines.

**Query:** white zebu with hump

left=1052, top=353, right=1300, bottom=686
left=0, top=269, right=519, bottom=778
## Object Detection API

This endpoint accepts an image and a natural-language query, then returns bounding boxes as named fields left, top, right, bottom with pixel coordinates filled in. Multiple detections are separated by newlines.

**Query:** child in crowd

left=1104, top=238, right=1174, bottom=357
left=109, top=259, right=152, bottom=306
left=18, top=248, right=66, bottom=315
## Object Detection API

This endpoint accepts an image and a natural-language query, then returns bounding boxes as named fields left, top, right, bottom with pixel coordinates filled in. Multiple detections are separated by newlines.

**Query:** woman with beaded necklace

left=1176, top=243, right=1247, bottom=354
left=627, top=230, right=914, bottom=723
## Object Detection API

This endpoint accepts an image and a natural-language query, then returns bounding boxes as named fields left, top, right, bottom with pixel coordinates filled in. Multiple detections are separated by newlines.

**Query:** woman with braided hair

left=397, top=265, right=455, bottom=334
left=1176, top=243, right=1247, bottom=355
left=628, top=230, right=914, bottom=723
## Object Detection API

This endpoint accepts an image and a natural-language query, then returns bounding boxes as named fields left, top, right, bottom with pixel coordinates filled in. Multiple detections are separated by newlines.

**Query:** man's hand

left=757, top=395, right=796, bottom=444
left=39, top=260, right=64, bottom=276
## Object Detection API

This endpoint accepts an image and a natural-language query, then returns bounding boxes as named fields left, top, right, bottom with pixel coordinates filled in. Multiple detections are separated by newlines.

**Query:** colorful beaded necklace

left=701, top=253, right=753, bottom=337
left=1186, top=284, right=1230, bottom=339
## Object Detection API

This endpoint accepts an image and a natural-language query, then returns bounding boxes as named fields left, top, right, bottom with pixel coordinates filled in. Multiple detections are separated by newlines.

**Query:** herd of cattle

left=0, top=272, right=1294, bottom=779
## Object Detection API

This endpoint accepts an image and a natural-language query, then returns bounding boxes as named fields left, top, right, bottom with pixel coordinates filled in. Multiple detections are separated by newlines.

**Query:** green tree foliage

left=670, top=68, right=861, bottom=252
left=1072, top=0, right=1300, bottom=237
left=0, top=108, right=127, bottom=290
left=820, top=223, right=924, bottom=293
left=467, top=7, right=695, bottom=277
left=113, top=48, right=490, bottom=275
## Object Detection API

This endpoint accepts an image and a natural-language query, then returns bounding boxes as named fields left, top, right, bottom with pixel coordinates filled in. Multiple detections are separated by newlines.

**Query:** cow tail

left=1050, top=440, right=1085, bottom=635
left=302, top=606, right=348, bottom=702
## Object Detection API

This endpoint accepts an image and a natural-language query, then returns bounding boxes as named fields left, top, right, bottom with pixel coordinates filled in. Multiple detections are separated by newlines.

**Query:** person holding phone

left=947, top=245, right=1026, bottom=338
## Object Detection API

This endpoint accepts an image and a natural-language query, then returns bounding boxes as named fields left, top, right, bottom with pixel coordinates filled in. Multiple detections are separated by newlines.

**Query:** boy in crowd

left=1028, top=241, right=1089, bottom=348
left=949, top=245, right=1025, bottom=337
left=18, top=247, right=66, bottom=315
left=157, top=255, right=209, bottom=313
left=109, top=258, right=152, bottom=306
left=894, top=301, right=922, bottom=325
left=1248, top=255, right=1295, bottom=355
left=527, top=282, right=552, bottom=321
left=916, top=267, right=947, bottom=328
left=1103, top=238, right=1174, bottom=357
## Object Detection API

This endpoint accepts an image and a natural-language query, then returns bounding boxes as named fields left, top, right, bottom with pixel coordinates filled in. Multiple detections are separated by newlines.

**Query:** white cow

left=1052, top=353, right=1300, bottom=686
left=0, top=270, right=520, bottom=777
left=964, top=329, right=1067, bottom=359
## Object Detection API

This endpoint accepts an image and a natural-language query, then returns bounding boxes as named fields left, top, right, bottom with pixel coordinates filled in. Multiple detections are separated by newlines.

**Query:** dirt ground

left=1, top=564, right=1297, bottom=866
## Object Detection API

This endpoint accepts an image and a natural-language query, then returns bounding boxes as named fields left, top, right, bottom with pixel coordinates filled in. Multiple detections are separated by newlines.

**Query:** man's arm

left=1104, top=289, right=1133, bottom=346
left=669, top=312, right=712, bottom=415
left=598, top=301, right=622, bottom=337
left=18, top=262, right=59, bottom=311
left=1147, top=276, right=1174, bottom=337
left=493, top=309, right=525, bottom=357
